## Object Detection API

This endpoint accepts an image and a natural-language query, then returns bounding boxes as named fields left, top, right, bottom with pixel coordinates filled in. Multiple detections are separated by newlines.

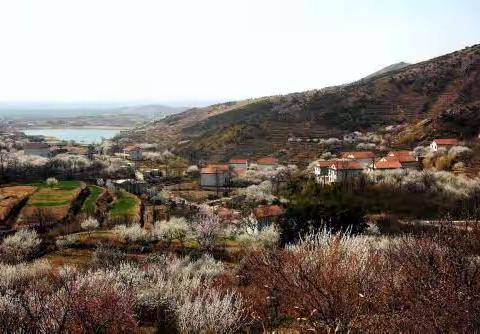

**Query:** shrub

left=191, top=215, right=224, bottom=252
left=90, top=245, right=128, bottom=268
left=80, top=217, right=100, bottom=232
left=0, top=229, right=41, bottom=263
left=46, top=177, right=58, bottom=187
left=55, top=234, right=80, bottom=249
left=237, top=224, right=280, bottom=250
left=153, top=217, right=189, bottom=247
left=175, top=289, right=246, bottom=334
left=114, top=225, right=152, bottom=244
left=448, top=145, right=472, bottom=161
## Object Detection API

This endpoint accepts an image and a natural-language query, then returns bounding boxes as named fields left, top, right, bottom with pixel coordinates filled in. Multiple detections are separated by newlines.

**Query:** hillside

left=363, top=62, right=411, bottom=80
left=120, top=44, right=480, bottom=162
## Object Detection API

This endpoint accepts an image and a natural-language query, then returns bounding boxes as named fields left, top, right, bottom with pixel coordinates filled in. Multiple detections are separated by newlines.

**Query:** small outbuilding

left=430, top=139, right=458, bottom=152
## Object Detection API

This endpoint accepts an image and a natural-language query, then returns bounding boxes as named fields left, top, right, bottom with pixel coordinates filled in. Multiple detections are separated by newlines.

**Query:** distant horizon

left=0, top=51, right=461, bottom=112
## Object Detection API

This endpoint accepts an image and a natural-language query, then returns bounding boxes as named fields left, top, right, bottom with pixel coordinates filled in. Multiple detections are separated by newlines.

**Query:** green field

left=28, top=181, right=84, bottom=207
left=109, top=190, right=140, bottom=221
left=81, top=185, right=105, bottom=214
left=31, top=180, right=82, bottom=191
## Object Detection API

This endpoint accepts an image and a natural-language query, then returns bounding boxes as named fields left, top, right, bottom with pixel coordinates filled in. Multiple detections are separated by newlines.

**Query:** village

left=0, top=125, right=474, bottom=235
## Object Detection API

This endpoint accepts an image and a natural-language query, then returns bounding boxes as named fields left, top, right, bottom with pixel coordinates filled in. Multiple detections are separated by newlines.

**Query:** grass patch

left=109, top=190, right=140, bottom=220
left=81, top=185, right=104, bottom=214
left=27, top=181, right=84, bottom=207
left=31, top=180, right=82, bottom=190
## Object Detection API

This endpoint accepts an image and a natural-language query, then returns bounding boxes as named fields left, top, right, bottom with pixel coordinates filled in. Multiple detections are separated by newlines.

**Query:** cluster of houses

left=314, top=138, right=459, bottom=184
left=200, top=157, right=279, bottom=188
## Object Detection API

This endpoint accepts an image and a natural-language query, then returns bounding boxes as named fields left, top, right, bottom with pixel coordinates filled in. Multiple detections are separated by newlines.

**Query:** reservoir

left=23, top=128, right=123, bottom=144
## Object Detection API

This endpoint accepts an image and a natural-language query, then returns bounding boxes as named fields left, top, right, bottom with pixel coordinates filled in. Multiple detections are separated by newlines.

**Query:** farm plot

left=81, top=185, right=105, bottom=215
left=0, top=186, right=37, bottom=222
left=108, top=190, right=141, bottom=224
left=16, top=181, right=86, bottom=228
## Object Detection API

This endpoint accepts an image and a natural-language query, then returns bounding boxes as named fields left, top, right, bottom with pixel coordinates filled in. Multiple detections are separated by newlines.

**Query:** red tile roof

left=374, top=158, right=403, bottom=169
left=257, top=157, right=279, bottom=165
left=433, top=139, right=458, bottom=146
left=253, top=205, right=284, bottom=219
left=229, top=159, right=248, bottom=164
left=387, top=151, right=417, bottom=163
left=316, top=160, right=337, bottom=168
left=330, top=160, right=364, bottom=170
left=340, top=151, right=375, bottom=159
left=201, top=164, right=230, bottom=174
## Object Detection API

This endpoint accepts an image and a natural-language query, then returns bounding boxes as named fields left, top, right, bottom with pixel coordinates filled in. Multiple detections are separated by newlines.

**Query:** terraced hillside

left=119, top=44, right=480, bottom=162
left=16, top=181, right=86, bottom=228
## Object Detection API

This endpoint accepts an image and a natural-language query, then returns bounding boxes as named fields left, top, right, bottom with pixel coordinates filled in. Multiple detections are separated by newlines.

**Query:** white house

left=24, top=142, right=50, bottom=157
left=430, top=139, right=458, bottom=152
left=314, top=160, right=338, bottom=184
left=327, top=160, right=364, bottom=183
left=200, top=164, right=230, bottom=188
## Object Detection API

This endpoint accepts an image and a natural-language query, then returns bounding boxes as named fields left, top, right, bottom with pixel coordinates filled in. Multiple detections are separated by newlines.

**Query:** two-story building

left=200, top=164, right=230, bottom=188
left=327, top=160, right=364, bottom=183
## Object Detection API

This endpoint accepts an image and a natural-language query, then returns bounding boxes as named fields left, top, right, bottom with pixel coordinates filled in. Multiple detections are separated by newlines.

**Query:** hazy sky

left=0, top=0, right=479, bottom=106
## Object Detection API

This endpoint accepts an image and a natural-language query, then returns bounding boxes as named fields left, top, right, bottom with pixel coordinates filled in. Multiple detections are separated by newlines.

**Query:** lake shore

left=21, top=126, right=130, bottom=130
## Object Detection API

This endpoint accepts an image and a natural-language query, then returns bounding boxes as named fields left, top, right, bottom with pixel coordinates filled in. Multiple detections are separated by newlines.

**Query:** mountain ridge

left=120, top=44, right=480, bottom=162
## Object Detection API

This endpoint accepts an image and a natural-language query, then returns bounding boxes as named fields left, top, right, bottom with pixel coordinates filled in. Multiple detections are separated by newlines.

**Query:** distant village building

left=228, top=159, right=248, bottom=171
left=387, top=151, right=418, bottom=169
left=123, top=146, right=143, bottom=161
left=23, top=142, right=50, bottom=157
left=200, top=164, right=230, bottom=188
left=256, top=157, right=279, bottom=170
left=113, top=179, right=146, bottom=195
left=314, top=160, right=339, bottom=184
left=327, top=160, right=364, bottom=183
left=430, top=139, right=458, bottom=152
left=369, top=157, right=403, bottom=174
left=340, top=151, right=375, bottom=168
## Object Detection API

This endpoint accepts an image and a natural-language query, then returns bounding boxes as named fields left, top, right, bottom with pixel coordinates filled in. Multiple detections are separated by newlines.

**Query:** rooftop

left=433, top=139, right=459, bottom=145
left=387, top=151, right=417, bottom=163
left=330, top=160, right=364, bottom=170
left=374, top=157, right=403, bottom=169
left=201, top=164, right=230, bottom=174
left=340, top=151, right=375, bottom=159
left=229, top=159, right=248, bottom=164
left=257, top=157, right=279, bottom=165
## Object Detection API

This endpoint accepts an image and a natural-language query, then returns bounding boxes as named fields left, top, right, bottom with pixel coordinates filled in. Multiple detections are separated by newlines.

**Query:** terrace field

left=108, top=190, right=141, bottom=224
left=0, top=186, right=37, bottom=222
left=81, top=185, right=105, bottom=215
left=16, top=181, right=86, bottom=227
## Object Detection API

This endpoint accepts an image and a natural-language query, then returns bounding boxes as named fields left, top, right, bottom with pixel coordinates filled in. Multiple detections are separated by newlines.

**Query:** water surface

left=23, top=128, right=123, bottom=144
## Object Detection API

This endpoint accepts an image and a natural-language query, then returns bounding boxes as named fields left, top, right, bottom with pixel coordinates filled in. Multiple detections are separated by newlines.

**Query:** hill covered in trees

left=120, top=44, right=480, bottom=162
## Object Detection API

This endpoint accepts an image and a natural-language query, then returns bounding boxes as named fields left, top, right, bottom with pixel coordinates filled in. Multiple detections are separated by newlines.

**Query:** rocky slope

left=120, top=44, right=480, bottom=162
